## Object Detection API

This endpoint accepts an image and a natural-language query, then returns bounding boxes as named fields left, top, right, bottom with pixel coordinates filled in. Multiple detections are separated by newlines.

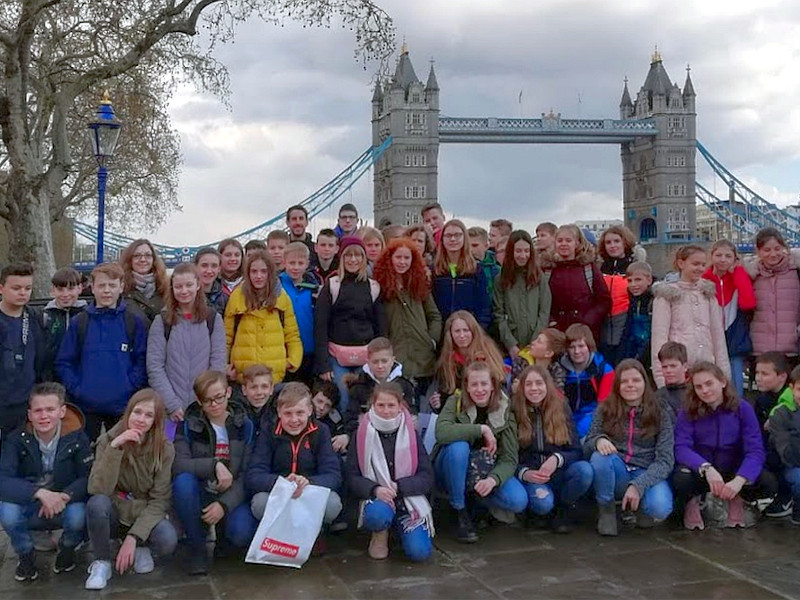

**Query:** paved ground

left=2, top=511, right=800, bottom=600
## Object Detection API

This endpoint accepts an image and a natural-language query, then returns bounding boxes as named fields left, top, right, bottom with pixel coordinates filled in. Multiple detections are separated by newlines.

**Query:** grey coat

left=146, top=313, right=226, bottom=414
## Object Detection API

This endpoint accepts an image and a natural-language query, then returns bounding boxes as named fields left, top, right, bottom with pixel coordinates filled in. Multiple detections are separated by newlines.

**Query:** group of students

left=2, top=199, right=800, bottom=588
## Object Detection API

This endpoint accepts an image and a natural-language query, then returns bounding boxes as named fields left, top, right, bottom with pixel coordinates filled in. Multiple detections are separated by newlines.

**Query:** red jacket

left=702, top=266, right=756, bottom=314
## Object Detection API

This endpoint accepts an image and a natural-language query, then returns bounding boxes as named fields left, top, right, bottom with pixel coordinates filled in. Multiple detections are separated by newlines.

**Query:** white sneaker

left=85, top=560, right=112, bottom=590
left=133, top=547, right=154, bottom=574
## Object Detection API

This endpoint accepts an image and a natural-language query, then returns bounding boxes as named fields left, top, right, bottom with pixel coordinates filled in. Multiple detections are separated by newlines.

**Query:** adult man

left=334, top=203, right=359, bottom=238
left=286, top=204, right=318, bottom=267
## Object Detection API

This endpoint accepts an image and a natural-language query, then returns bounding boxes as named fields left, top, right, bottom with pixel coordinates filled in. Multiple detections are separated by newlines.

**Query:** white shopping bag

left=422, top=413, right=438, bottom=454
left=245, top=476, right=331, bottom=568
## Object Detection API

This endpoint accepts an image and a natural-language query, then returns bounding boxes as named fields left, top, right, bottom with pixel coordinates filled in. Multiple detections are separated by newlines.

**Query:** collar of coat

left=651, top=279, right=716, bottom=302
left=454, top=389, right=510, bottom=430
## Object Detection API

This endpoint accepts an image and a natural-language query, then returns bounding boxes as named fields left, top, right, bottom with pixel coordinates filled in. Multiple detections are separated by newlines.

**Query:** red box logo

left=260, top=537, right=300, bottom=558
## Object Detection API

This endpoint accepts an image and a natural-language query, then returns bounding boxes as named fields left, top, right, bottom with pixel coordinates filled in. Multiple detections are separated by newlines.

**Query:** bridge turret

left=619, top=77, right=633, bottom=119
left=683, top=65, right=696, bottom=112
left=425, top=62, right=439, bottom=109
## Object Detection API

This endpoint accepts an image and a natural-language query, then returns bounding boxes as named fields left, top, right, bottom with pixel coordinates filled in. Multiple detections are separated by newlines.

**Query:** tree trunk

left=7, top=186, right=57, bottom=297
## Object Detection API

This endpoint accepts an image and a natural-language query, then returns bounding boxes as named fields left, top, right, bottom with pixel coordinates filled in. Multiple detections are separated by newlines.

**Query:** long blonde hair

left=512, top=365, right=571, bottom=447
left=118, top=389, right=168, bottom=472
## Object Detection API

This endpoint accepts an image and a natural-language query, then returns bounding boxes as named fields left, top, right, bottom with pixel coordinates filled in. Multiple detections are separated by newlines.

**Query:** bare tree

left=0, top=0, right=394, bottom=293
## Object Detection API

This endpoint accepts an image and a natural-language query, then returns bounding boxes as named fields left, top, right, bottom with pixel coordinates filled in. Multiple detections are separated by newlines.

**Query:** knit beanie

left=339, top=236, right=365, bottom=257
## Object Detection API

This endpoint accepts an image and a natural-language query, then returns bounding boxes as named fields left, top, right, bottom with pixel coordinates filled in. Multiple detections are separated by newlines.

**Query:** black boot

left=456, top=508, right=478, bottom=543
left=550, top=505, right=571, bottom=534
left=187, top=544, right=208, bottom=576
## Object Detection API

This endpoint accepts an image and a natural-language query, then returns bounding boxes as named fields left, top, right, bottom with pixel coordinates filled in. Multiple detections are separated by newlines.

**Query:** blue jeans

left=590, top=452, right=673, bottom=520
left=0, top=501, right=85, bottom=555
left=730, top=355, right=745, bottom=398
left=434, top=441, right=528, bottom=513
left=330, top=356, right=358, bottom=413
left=362, top=500, right=432, bottom=562
left=784, top=467, right=800, bottom=499
left=172, top=472, right=258, bottom=549
left=523, top=460, right=594, bottom=515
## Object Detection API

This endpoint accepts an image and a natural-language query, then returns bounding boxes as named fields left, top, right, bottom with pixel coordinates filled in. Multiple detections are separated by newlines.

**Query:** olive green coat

left=384, top=291, right=442, bottom=379
left=493, top=272, right=551, bottom=352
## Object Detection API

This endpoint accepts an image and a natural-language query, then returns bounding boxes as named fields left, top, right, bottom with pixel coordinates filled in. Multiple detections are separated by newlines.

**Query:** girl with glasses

left=120, top=239, right=169, bottom=327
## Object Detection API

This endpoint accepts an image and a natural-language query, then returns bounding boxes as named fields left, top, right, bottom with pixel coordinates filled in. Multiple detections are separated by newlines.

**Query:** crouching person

left=85, top=389, right=177, bottom=591
left=0, top=382, right=93, bottom=582
left=347, top=383, right=434, bottom=562
left=172, top=371, right=258, bottom=575
left=246, top=382, right=342, bottom=551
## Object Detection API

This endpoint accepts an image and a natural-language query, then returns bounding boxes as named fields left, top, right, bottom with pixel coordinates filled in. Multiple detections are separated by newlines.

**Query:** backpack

left=328, top=275, right=380, bottom=304
left=75, top=309, right=138, bottom=351
left=163, top=310, right=216, bottom=342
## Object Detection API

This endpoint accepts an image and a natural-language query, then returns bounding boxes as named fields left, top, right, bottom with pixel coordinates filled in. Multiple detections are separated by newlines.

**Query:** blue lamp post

left=87, top=91, right=122, bottom=264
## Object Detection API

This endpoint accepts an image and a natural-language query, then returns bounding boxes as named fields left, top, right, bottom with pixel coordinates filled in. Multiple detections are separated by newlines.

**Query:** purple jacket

left=674, top=400, right=765, bottom=483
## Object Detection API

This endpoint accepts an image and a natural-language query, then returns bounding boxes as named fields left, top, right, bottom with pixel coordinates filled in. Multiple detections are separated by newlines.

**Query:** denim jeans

left=362, top=500, right=432, bottom=562
left=434, top=441, right=528, bottom=513
left=729, top=355, right=745, bottom=398
left=590, top=452, right=673, bottom=520
left=785, top=467, right=800, bottom=500
left=172, top=472, right=258, bottom=549
left=86, top=494, right=178, bottom=561
left=523, top=460, right=594, bottom=515
left=250, top=490, right=342, bottom=525
left=0, top=501, right=85, bottom=555
left=329, top=356, right=359, bottom=413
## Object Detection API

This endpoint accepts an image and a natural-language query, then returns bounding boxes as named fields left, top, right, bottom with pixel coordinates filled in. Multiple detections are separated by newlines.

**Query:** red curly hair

left=373, top=237, right=431, bottom=302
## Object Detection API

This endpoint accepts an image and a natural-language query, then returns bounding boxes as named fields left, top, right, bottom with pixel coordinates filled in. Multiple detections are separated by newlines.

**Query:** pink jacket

left=748, top=255, right=800, bottom=354
left=651, top=279, right=731, bottom=388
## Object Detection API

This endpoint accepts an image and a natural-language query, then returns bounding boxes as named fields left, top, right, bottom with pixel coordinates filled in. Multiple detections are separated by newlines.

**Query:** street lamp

left=87, top=91, right=122, bottom=264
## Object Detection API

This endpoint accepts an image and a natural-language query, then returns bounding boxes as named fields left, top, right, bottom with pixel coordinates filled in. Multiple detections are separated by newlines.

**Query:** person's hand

left=480, top=425, right=497, bottom=455
left=169, top=408, right=185, bottom=423
left=596, top=438, right=617, bottom=456
left=201, top=501, right=226, bottom=525
left=226, top=363, right=238, bottom=381
left=705, top=466, right=725, bottom=497
left=374, top=485, right=397, bottom=508
left=536, top=456, right=558, bottom=481
left=115, top=535, right=137, bottom=574
left=429, top=392, right=441, bottom=410
left=110, top=428, right=141, bottom=449
left=621, top=485, right=641, bottom=512
left=35, top=489, right=69, bottom=519
left=287, top=473, right=309, bottom=498
left=320, top=371, right=334, bottom=382
left=764, top=419, right=771, bottom=432
left=331, top=434, right=350, bottom=453
left=215, top=462, right=233, bottom=492
left=509, top=345, right=520, bottom=360
left=720, top=476, right=746, bottom=500
left=522, top=469, right=550, bottom=484
left=474, top=477, right=498, bottom=497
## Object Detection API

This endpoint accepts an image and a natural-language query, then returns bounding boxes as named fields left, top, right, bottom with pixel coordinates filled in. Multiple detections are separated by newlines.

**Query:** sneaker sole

left=765, top=509, right=792, bottom=518
left=53, top=562, right=76, bottom=574
left=14, top=572, right=38, bottom=582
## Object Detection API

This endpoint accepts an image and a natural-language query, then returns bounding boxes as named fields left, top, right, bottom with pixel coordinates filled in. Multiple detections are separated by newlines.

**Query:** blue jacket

left=0, top=404, right=93, bottom=505
left=279, top=271, right=319, bottom=355
left=55, top=300, right=148, bottom=416
left=432, top=264, right=492, bottom=330
left=559, top=352, right=615, bottom=438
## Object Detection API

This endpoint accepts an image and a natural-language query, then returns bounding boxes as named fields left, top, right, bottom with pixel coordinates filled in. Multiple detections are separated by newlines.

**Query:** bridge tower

left=620, top=49, right=697, bottom=244
left=372, top=44, right=439, bottom=227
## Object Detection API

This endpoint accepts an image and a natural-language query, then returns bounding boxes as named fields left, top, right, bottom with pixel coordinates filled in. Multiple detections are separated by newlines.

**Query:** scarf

left=221, top=275, right=243, bottom=295
left=757, top=253, right=793, bottom=278
left=356, top=408, right=434, bottom=536
left=133, top=271, right=156, bottom=299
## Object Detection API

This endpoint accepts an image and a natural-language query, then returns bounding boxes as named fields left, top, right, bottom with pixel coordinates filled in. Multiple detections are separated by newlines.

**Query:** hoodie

left=42, top=298, right=88, bottom=380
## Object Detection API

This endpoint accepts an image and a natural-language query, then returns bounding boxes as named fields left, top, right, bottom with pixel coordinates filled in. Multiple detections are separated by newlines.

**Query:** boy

left=0, top=382, right=93, bottom=582
left=240, top=364, right=275, bottom=426
left=344, top=337, right=416, bottom=439
left=655, top=341, right=689, bottom=423
left=768, top=365, right=800, bottom=524
left=467, top=226, right=501, bottom=299
left=286, top=204, right=318, bottom=267
left=244, top=239, right=267, bottom=258
left=619, top=261, right=654, bottom=365
left=55, top=262, right=148, bottom=441
left=489, top=219, right=513, bottom=250
left=558, top=323, right=614, bottom=438
left=420, top=202, right=445, bottom=245
left=43, top=267, right=87, bottom=380
left=311, top=380, right=347, bottom=453
left=266, top=230, right=289, bottom=271
left=314, top=228, right=340, bottom=282
left=279, top=242, right=321, bottom=383
left=494, top=235, right=510, bottom=265
left=0, top=262, right=45, bottom=438
left=511, top=327, right=567, bottom=392
left=246, top=382, right=343, bottom=532
left=534, top=222, right=557, bottom=253
left=334, top=203, right=359, bottom=238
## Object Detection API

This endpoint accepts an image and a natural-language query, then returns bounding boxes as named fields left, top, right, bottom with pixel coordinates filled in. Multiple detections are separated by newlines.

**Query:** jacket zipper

left=290, top=429, right=313, bottom=474
left=624, top=407, right=636, bottom=464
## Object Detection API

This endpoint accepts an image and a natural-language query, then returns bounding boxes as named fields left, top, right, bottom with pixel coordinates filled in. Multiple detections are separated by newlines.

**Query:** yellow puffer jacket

left=224, top=287, right=303, bottom=383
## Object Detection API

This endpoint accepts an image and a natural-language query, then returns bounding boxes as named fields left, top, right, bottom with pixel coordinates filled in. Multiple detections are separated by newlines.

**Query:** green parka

left=384, top=290, right=442, bottom=379
left=493, top=271, right=551, bottom=352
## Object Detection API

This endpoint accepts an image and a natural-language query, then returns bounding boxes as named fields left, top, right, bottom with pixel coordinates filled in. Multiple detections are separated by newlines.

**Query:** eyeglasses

left=132, top=252, right=154, bottom=260
left=201, top=393, right=227, bottom=406
left=443, top=232, right=464, bottom=240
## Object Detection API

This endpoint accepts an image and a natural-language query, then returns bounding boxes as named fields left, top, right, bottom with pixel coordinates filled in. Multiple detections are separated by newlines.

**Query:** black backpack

left=74, top=309, right=138, bottom=351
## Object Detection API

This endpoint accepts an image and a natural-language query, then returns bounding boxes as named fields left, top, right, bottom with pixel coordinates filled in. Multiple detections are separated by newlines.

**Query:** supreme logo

left=260, top=537, right=299, bottom=558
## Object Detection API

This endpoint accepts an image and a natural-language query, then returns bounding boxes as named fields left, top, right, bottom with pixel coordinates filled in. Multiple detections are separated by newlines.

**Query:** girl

left=673, top=362, right=774, bottom=530
left=373, top=238, right=442, bottom=385
left=431, top=219, right=492, bottom=330
left=585, top=359, right=674, bottom=536
left=545, top=224, right=610, bottom=343
left=120, top=238, right=169, bottom=326
left=217, top=238, right=245, bottom=298
left=651, top=245, right=730, bottom=388
left=747, top=227, right=800, bottom=355
left=314, top=237, right=387, bottom=412
left=432, top=310, right=506, bottom=412
left=194, top=247, right=228, bottom=315
left=85, top=389, right=177, bottom=590
left=597, top=225, right=641, bottom=365
left=493, top=230, right=552, bottom=360
left=405, top=224, right=434, bottom=267
left=347, top=383, right=434, bottom=561
left=172, top=370, right=258, bottom=575
left=357, top=226, right=386, bottom=267
left=147, top=263, right=226, bottom=426
left=433, top=361, right=527, bottom=543
left=702, top=240, right=756, bottom=397
left=224, top=249, right=302, bottom=384
left=512, top=366, right=593, bottom=532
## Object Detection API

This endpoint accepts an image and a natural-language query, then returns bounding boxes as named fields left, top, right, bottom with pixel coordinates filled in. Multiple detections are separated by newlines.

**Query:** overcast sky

left=143, top=0, right=800, bottom=246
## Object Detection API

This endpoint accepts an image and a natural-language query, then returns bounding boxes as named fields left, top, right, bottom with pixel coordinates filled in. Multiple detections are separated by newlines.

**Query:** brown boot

left=368, top=530, right=390, bottom=560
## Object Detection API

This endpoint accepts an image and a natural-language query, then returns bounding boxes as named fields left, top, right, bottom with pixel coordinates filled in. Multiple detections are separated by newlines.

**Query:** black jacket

left=516, top=403, right=582, bottom=474
left=345, top=365, right=416, bottom=436
left=0, top=306, right=46, bottom=413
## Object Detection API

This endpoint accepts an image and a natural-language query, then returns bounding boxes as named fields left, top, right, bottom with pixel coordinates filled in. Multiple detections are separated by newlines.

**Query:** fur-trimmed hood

left=651, top=279, right=716, bottom=303
left=540, top=246, right=597, bottom=270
